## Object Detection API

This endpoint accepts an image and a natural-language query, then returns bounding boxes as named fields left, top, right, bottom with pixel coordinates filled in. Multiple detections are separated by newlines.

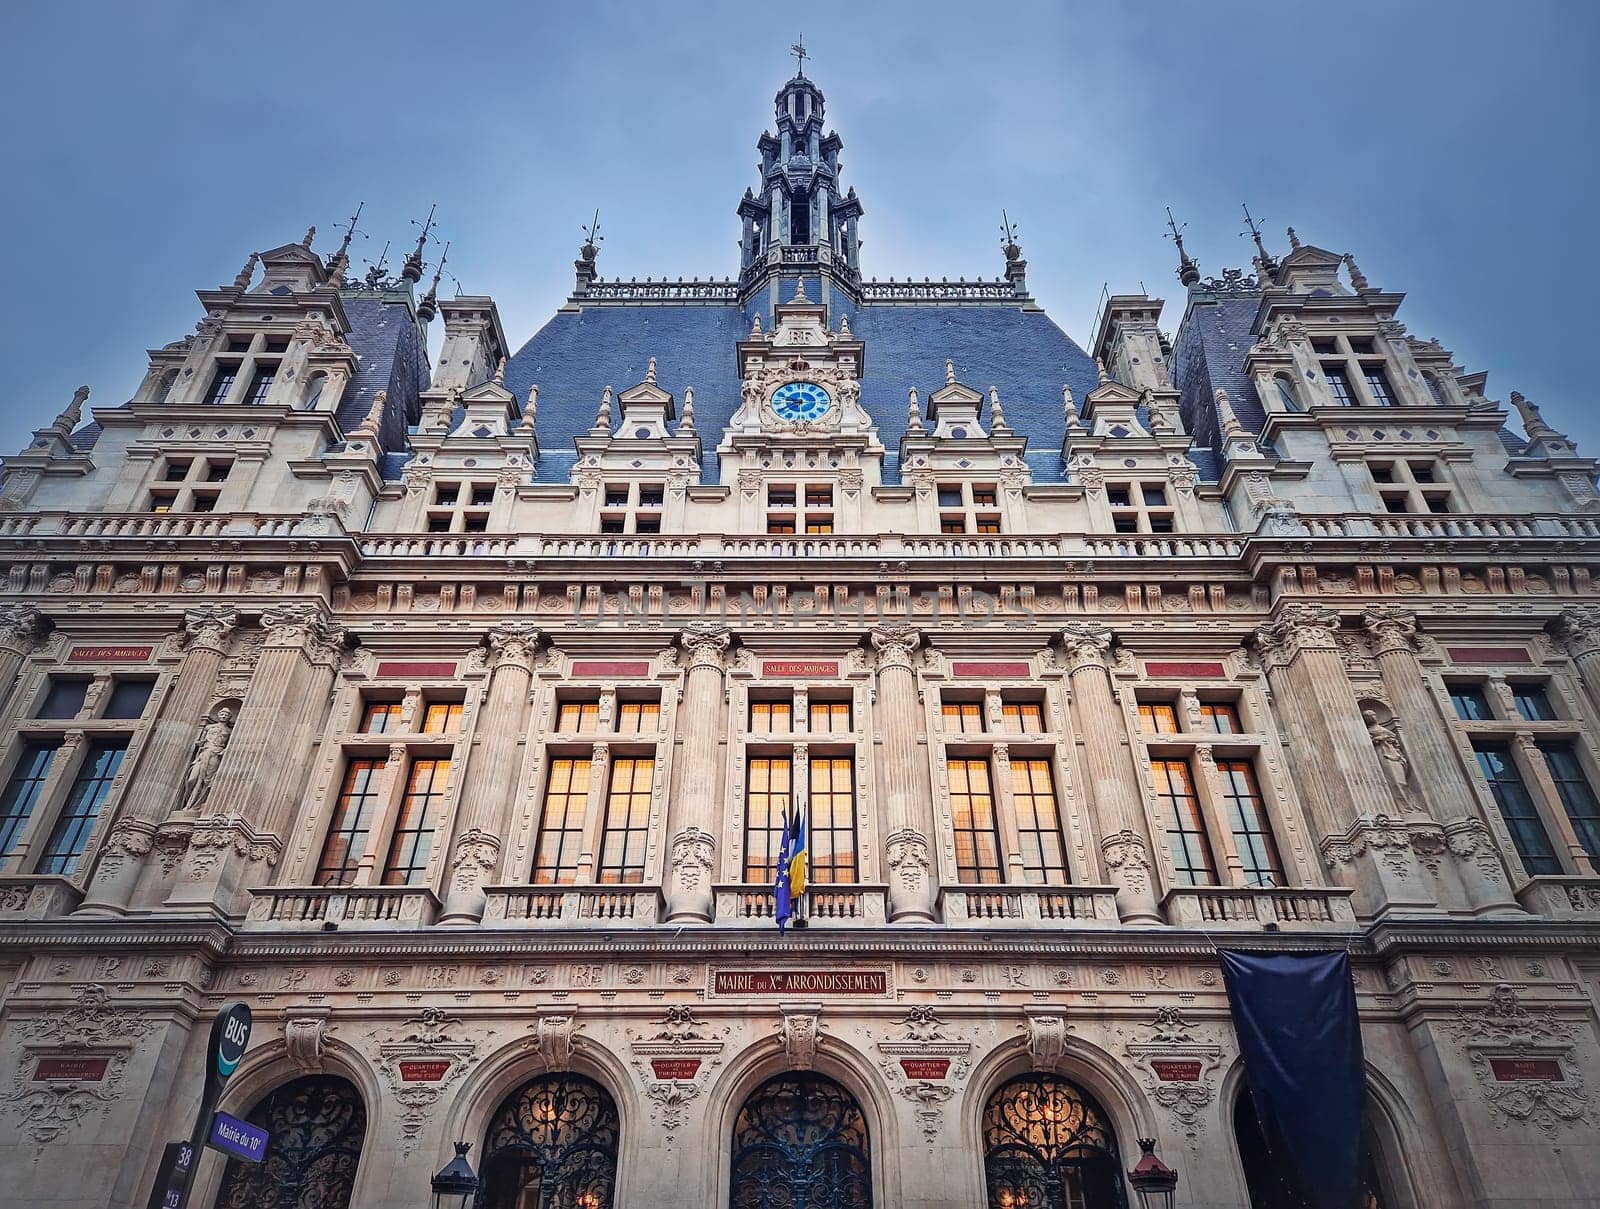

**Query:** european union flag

left=773, top=810, right=793, bottom=934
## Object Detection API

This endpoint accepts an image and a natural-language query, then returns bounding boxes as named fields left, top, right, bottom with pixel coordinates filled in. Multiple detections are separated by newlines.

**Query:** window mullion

left=356, top=744, right=412, bottom=886
left=1192, top=745, right=1248, bottom=886
left=989, top=743, right=1026, bottom=883
left=577, top=742, right=611, bottom=883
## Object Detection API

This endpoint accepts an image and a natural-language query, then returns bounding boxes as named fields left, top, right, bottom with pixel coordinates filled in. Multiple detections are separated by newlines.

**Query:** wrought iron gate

left=477, top=1073, right=620, bottom=1209
left=982, top=1074, right=1126, bottom=1209
left=730, top=1073, right=872, bottom=1209
left=213, top=1075, right=367, bottom=1209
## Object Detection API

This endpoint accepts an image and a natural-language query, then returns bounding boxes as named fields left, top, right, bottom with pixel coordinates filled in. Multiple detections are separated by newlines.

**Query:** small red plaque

left=1490, top=1058, right=1563, bottom=1082
left=1144, top=661, right=1227, bottom=680
left=570, top=660, right=651, bottom=677
left=650, top=1059, right=702, bottom=1080
left=1150, top=1060, right=1203, bottom=1082
left=33, top=1057, right=109, bottom=1081
left=762, top=661, right=839, bottom=678
left=68, top=645, right=152, bottom=664
left=713, top=970, right=888, bottom=996
left=1447, top=647, right=1532, bottom=666
left=950, top=661, right=1031, bottom=679
left=899, top=1059, right=951, bottom=1080
left=398, top=1060, right=452, bottom=1083
left=375, top=661, right=457, bottom=678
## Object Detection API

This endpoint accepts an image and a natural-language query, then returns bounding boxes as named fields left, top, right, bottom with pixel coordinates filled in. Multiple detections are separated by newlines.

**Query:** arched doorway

left=213, top=1074, right=366, bottom=1209
left=477, top=1073, right=620, bottom=1209
left=981, top=1073, right=1126, bottom=1209
left=729, top=1072, right=872, bottom=1208
left=1233, top=1092, right=1394, bottom=1208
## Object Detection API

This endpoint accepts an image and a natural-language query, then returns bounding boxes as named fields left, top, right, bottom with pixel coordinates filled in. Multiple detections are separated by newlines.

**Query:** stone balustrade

left=1515, top=875, right=1600, bottom=920
left=483, top=885, right=663, bottom=927
left=1162, top=885, right=1357, bottom=929
left=939, top=884, right=1121, bottom=927
left=713, top=883, right=888, bottom=927
left=244, top=884, right=439, bottom=929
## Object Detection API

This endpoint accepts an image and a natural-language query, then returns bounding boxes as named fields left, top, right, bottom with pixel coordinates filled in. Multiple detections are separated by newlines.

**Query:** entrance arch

left=981, top=1073, right=1126, bottom=1209
left=212, top=1074, right=366, bottom=1209
left=729, top=1072, right=872, bottom=1208
left=477, top=1073, right=621, bottom=1209
left=1232, top=1091, right=1394, bottom=1208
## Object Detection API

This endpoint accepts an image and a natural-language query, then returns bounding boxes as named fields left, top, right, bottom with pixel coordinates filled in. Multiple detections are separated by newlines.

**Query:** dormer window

left=1106, top=482, right=1175, bottom=534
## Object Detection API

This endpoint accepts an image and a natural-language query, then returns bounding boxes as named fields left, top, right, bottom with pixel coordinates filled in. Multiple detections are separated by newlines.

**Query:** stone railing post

left=873, top=623, right=938, bottom=922
left=165, top=604, right=346, bottom=914
left=78, top=607, right=239, bottom=915
left=1362, top=606, right=1519, bottom=913
left=439, top=623, right=540, bottom=924
left=1059, top=623, right=1162, bottom=924
left=664, top=622, right=730, bottom=922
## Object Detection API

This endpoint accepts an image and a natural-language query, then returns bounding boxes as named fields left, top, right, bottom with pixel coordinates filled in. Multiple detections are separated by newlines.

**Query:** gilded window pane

left=1150, top=757, right=1217, bottom=885
left=317, top=758, right=385, bottom=885
left=1011, top=757, right=1068, bottom=885
left=598, top=757, right=654, bottom=884
left=744, top=756, right=792, bottom=882
left=382, top=757, right=451, bottom=885
left=533, top=757, right=592, bottom=884
left=949, top=757, right=1003, bottom=883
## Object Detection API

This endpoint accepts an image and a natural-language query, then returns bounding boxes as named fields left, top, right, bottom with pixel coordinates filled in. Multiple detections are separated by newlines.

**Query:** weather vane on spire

left=1164, top=207, right=1200, bottom=287
left=1240, top=202, right=1276, bottom=268
left=791, top=34, right=808, bottom=77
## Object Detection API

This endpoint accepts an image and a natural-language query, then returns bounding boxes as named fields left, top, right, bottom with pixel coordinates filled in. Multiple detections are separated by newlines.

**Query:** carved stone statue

left=1363, top=708, right=1409, bottom=789
left=181, top=705, right=235, bottom=813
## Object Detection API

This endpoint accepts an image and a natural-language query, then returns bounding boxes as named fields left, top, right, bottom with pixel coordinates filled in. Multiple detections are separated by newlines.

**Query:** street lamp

left=1127, top=1137, right=1178, bottom=1209
left=432, top=1140, right=479, bottom=1209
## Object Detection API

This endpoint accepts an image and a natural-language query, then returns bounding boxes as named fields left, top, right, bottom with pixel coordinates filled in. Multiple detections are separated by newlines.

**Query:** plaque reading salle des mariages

left=712, top=970, right=888, bottom=996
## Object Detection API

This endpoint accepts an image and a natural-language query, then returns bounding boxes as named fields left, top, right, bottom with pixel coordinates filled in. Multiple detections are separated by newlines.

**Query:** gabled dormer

left=569, top=359, right=702, bottom=536
left=255, top=233, right=329, bottom=295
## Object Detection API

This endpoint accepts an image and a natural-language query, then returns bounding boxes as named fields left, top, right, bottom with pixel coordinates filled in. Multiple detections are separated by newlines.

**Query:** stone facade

left=0, top=69, right=1598, bottom=1209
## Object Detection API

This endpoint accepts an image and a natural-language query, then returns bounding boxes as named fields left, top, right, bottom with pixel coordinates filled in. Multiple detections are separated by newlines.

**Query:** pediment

left=258, top=242, right=323, bottom=267
left=1084, top=379, right=1142, bottom=407
left=928, top=381, right=983, bottom=411
left=1279, top=244, right=1343, bottom=271
left=618, top=381, right=676, bottom=409
left=462, top=379, right=515, bottom=405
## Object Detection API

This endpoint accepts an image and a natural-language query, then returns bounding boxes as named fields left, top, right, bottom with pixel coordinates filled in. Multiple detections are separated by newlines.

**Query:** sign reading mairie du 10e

left=713, top=970, right=888, bottom=996
left=207, top=1111, right=269, bottom=1163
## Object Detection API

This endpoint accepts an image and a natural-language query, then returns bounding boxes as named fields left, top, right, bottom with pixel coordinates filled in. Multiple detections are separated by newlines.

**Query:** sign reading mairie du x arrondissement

left=711, top=969, right=890, bottom=997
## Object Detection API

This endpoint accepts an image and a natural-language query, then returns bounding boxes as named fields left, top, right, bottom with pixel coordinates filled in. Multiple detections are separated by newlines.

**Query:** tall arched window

left=982, top=1073, right=1125, bottom=1208
left=479, top=1073, right=620, bottom=1209
left=213, top=1074, right=366, bottom=1209
left=1274, top=375, right=1301, bottom=413
left=730, top=1072, right=872, bottom=1209
left=1233, top=1091, right=1393, bottom=1208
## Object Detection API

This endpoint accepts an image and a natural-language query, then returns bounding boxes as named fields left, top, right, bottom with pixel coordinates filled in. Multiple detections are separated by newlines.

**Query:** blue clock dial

left=771, top=380, right=832, bottom=422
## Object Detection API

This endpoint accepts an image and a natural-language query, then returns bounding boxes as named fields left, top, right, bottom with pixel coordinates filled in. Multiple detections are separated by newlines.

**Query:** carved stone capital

left=1059, top=622, right=1115, bottom=675
left=181, top=605, right=240, bottom=654
left=869, top=624, right=922, bottom=673
left=1361, top=605, right=1421, bottom=658
left=0, top=605, right=48, bottom=653
left=1253, top=604, right=1343, bottom=666
left=485, top=621, right=542, bottom=670
left=679, top=621, right=732, bottom=672
left=259, top=605, right=346, bottom=664
left=1551, top=606, right=1600, bottom=660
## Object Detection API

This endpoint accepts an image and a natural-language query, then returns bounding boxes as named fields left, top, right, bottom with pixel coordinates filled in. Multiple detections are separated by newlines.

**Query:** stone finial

left=493, top=356, right=506, bottom=385
left=520, top=385, right=539, bottom=432
left=945, top=359, right=956, bottom=385
left=751, top=313, right=763, bottom=336
left=646, top=356, right=657, bottom=385
left=838, top=312, right=851, bottom=337
left=1343, top=252, right=1370, bottom=291
left=595, top=386, right=613, bottom=431
left=907, top=388, right=926, bottom=435
left=301, top=225, right=317, bottom=249
left=1286, top=226, right=1302, bottom=250
left=988, top=386, right=1009, bottom=432
left=1508, top=391, right=1561, bottom=440
left=793, top=279, right=809, bottom=302
left=232, top=253, right=258, bottom=290
left=1215, top=388, right=1246, bottom=439
left=352, top=389, right=386, bottom=441
left=1062, top=384, right=1083, bottom=431
left=1096, top=358, right=1110, bottom=385
left=680, top=386, right=696, bottom=433
left=54, top=385, right=90, bottom=431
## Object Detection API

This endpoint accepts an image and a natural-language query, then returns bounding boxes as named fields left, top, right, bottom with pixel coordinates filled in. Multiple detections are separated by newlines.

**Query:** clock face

left=771, top=380, right=832, bottom=422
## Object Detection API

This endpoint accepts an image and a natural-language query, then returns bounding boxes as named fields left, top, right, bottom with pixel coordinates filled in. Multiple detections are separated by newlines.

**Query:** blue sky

left=2, top=0, right=1595, bottom=458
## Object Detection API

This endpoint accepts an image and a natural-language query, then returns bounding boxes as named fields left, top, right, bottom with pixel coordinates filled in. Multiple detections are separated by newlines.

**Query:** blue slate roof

left=339, top=292, right=429, bottom=452
left=504, top=298, right=1111, bottom=485
left=1173, top=290, right=1265, bottom=456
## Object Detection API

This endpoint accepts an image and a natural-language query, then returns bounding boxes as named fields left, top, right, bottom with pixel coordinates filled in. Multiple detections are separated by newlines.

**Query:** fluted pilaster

left=1059, top=623, right=1162, bottom=924
left=440, top=623, right=540, bottom=923
left=664, top=622, right=730, bottom=922
left=872, top=623, right=938, bottom=922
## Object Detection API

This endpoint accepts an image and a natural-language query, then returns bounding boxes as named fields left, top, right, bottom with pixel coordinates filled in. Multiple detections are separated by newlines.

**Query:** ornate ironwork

left=478, top=1074, right=620, bottom=1209
left=982, top=1074, right=1126, bottom=1209
left=214, top=1075, right=367, bottom=1209
left=730, top=1073, right=872, bottom=1209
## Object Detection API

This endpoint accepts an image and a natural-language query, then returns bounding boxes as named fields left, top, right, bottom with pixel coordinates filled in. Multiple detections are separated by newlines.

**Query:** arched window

left=982, top=1073, right=1125, bottom=1208
left=1274, top=376, right=1300, bottom=413
left=479, top=1073, right=620, bottom=1209
left=730, top=1072, right=871, bottom=1209
left=302, top=373, right=327, bottom=411
left=1422, top=373, right=1446, bottom=405
left=213, top=1074, right=366, bottom=1209
left=1233, top=1091, right=1393, bottom=1208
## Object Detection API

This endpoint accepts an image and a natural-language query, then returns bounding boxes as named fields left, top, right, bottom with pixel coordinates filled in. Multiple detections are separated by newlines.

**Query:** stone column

left=873, top=624, right=937, bottom=922
left=79, top=606, right=239, bottom=915
left=1253, top=604, right=1435, bottom=913
left=1552, top=606, right=1600, bottom=717
left=1362, top=606, right=1519, bottom=913
left=439, top=622, right=539, bottom=924
left=664, top=622, right=730, bottom=923
left=165, top=604, right=346, bottom=914
left=0, top=606, right=47, bottom=711
left=1060, top=623, right=1162, bottom=924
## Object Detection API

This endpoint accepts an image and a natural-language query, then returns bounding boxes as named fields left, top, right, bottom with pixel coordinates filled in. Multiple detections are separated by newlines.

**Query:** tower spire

left=417, top=240, right=449, bottom=324
left=790, top=34, right=808, bottom=78
left=1241, top=203, right=1277, bottom=275
left=1164, top=208, right=1200, bottom=287
left=327, top=201, right=365, bottom=285
left=402, top=203, right=437, bottom=283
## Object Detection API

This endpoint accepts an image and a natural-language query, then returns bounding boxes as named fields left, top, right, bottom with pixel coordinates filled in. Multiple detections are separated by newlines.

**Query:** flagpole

left=792, top=790, right=810, bottom=930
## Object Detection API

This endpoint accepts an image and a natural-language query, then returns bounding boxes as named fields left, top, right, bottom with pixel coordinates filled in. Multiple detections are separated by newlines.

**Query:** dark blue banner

left=1219, top=950, right=1365, bottom=1209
